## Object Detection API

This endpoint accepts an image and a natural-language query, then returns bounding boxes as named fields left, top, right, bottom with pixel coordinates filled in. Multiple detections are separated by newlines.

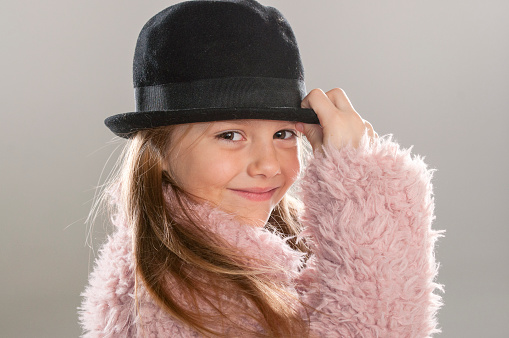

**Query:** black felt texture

left=105, top=0, right=318, bottom=138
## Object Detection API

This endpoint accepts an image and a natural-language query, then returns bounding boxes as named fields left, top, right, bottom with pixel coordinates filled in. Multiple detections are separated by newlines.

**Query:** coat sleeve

left=78, top=215, right=136, bottom=338
left=296, top=131, right=444, bottom=337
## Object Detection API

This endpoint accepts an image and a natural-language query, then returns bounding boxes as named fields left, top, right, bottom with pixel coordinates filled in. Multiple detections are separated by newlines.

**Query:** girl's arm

left=296, top=89, right=443, bottom=337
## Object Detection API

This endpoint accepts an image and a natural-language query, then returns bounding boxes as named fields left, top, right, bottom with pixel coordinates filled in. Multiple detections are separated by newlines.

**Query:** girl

left=80, top=0, right=443, bottom=337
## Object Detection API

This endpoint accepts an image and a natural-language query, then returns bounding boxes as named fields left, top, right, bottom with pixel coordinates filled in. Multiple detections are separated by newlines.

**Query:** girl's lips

left=229, top=188, right=278, bottom=201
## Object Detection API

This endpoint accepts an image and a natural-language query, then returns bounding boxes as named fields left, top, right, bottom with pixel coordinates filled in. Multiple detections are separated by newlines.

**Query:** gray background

left=1, top=0, right=507, bottom=337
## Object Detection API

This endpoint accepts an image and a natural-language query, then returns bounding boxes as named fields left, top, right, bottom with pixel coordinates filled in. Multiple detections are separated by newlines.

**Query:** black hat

left=105, top=0, right=319, bottom=138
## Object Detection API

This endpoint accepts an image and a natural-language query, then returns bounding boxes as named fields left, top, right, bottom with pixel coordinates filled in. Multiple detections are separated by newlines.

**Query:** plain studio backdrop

left=1, top=0, right=507, bottom=337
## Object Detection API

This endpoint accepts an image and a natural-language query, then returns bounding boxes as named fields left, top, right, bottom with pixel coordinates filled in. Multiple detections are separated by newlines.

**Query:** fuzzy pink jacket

left=79, top=133, right=443, bottom=337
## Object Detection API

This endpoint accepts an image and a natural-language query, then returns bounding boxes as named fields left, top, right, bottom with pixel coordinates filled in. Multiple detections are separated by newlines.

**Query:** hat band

left=135, top=77, right=306, bottom=111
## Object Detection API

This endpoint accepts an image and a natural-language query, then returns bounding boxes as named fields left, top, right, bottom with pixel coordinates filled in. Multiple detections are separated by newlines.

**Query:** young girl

left=80, top=0, right=443, bottom=337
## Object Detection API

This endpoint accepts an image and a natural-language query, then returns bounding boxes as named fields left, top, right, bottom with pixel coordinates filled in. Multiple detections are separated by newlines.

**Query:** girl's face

left=166, top=120, right=301, bottom=227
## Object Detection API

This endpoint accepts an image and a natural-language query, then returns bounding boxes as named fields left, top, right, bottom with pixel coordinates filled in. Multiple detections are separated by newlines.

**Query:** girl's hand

left=297, top=88, right=378, bottom=154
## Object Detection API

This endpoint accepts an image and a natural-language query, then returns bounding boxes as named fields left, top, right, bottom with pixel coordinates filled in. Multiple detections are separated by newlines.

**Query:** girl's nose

left=246, top=143, right=282, bottom=178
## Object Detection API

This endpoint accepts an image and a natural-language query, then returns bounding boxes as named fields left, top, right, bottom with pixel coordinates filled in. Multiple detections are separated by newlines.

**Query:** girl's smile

left=166, top=119, right=301, bottom=226
left=228, top=186, right=279, bottom=202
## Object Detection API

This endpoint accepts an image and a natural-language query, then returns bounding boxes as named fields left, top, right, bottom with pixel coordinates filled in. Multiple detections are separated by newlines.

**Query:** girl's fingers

left=301, top=88, right=339, bottom=126
left=325, top=88, right=355, bottom=112
left=301, top=87, right=378, bottom=152
left=326, top=88, right=365, bottom=127
left=296, top=122, right=324, bottom=153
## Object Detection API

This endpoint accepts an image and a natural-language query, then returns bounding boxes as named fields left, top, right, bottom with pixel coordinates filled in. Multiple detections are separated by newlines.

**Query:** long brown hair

left=103, top=125, right=311, bottom=337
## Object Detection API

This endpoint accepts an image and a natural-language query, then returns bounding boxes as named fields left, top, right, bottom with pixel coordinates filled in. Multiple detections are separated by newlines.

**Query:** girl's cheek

left=213, top=156, right=240, bottom=178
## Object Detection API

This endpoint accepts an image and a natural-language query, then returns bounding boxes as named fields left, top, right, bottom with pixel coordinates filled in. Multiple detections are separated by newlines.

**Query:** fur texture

left=79, top=132, right=443, bottom=337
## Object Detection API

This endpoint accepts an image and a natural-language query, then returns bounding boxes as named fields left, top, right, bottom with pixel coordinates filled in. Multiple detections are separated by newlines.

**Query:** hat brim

left=105, top=107, right=320, bottom=138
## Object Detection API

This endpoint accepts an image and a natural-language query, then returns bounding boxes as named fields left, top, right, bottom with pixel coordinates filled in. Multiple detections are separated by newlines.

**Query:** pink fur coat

left=79, top=133, right=443, bottom=337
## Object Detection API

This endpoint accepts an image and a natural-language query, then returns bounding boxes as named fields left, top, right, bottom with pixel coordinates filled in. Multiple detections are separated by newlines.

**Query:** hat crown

left=104, top=0, right=319, bottom=138
left=133, top=0, right=304, bottom=87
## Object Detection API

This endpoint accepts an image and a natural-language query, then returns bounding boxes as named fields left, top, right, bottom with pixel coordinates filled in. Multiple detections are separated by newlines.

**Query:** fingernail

left=296, top=123, right=304, bottom=132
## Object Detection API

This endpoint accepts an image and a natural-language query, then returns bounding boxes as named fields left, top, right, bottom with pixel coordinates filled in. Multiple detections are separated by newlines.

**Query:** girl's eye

left=274, top=130, right=296, bottom=140
left=216, top=131, right=243, bottom=141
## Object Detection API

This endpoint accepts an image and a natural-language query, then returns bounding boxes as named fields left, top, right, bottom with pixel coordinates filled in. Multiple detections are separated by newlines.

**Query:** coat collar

left=161, top=184, right=306, bottom=279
